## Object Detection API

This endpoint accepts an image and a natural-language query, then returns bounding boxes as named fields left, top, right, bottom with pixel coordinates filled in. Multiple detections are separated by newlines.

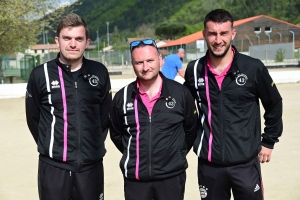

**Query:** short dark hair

left=56, top=13, right=89, bottom=39
left=204, top=9, right=233, bottom=28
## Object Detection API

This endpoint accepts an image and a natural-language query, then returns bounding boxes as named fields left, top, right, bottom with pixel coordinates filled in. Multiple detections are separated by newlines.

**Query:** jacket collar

left=55, top=53, right=90, bottom=80
left=132, top=72, right=172, bottom=98
left=203, top=45, right=241, bottom=78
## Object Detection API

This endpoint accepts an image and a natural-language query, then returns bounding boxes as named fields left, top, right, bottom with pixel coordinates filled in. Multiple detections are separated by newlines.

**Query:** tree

left=155, top=23, right=187, bottom=40
left=0, top=0, right=77, bottom=82
left=135, top=24, right=155, bottom=38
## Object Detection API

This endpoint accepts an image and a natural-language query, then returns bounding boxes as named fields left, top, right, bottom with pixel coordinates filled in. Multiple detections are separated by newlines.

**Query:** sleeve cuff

left=261, top=138, right=275, bottom=149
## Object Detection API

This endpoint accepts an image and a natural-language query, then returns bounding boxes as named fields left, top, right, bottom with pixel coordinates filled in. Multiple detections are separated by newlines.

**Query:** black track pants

left=38, top=160, right=104, bottom=200
left=124, top=172, right=186, bottom=200
left=198, top=157, right=264, bottom=200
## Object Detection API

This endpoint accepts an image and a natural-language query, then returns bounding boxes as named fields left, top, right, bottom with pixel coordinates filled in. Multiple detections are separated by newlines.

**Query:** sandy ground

left=0, top=82, right=300, bottom=200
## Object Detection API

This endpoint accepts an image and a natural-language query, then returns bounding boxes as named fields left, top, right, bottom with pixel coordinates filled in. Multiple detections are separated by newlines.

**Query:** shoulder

left=166, top=54, right=178, bottom=59
left=85, top=59, right=108, bottom=72
left=165, top=78, right=190, bottom=94
left=113, top=81, right=136, bottom=101
left=186, top=57, right=205, bottom=75
left=236, top=53, right=265, bottom=70
left=83, top=59, right=110, bottom=83
left=30, top=60, right=57, bottom=77
left=164, top=79, right=194, bottom=105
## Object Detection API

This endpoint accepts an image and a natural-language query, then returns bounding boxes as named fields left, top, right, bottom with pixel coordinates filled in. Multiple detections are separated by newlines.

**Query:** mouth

left=67, top=49, right=79, bottom=53
left=212, top=45, right=224, bottom=51
left=141, top=71, right=151, bottom=75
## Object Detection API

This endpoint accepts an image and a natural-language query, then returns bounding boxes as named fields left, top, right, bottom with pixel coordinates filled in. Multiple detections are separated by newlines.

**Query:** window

left=254, top=27, right=261, bottom=34
left=265, top=27, right=272, bottom=33
left=254, top=27, right=261, bottom=32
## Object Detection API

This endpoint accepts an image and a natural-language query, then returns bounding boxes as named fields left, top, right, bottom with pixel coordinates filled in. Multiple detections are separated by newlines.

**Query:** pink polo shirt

left=137, top=79, right=163, bottom=116
left=207, top=48, right=235, bottom=89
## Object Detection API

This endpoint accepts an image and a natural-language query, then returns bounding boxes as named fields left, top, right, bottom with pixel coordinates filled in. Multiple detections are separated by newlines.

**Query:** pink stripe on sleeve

left=58, top=67, right=68, bottom=162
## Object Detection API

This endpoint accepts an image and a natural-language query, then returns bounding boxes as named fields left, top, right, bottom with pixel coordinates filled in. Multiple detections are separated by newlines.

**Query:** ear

left=202, top=29, right=206, bottom=38
left=85, top=38, right=91, bottom=49
left=55, top=36, right=59, bottom=48
left=159, top=54, right=163, bottom=67
left=231, top=29, right=237, bottom=40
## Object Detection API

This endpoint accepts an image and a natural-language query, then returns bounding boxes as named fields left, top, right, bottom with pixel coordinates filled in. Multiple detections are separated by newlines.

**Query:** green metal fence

left=20, top=55, right=41, bottom=82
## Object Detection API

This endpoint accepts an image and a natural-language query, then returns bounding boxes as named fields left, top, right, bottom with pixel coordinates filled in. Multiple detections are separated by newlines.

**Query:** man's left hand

left=258, top=146, right=273, bottom=163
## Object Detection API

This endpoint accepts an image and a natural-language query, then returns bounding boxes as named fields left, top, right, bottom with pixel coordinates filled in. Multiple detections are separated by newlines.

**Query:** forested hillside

left=46, top=0, right=300, bottom=42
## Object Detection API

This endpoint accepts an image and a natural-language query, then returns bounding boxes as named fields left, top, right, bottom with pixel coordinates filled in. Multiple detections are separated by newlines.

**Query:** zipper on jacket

left=75, top=81, right=81, bottom=170
left=220, top=73, right=231, bottom=163
left=147, top=96, right=164, bottom=178
left=219, top=88, right=225, bottom=162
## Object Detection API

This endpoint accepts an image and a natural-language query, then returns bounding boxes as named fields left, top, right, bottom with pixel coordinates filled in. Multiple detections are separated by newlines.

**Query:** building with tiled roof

left=159, top=15, right=300, bottom=61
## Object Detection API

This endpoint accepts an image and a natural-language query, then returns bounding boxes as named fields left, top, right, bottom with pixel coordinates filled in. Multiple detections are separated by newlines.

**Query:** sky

left=59, top=0, right=76, bottom=6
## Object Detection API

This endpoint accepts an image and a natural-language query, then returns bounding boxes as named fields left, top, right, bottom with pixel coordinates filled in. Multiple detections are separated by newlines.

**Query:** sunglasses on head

left=130, top=39, right=157, bottom=52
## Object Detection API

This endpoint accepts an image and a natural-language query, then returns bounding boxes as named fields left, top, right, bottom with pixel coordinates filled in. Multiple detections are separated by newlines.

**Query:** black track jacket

left=26, top=54, right=112, bottom=172
left=110, top=74, right=198, bottom=180
left=184, top=46, right=283, bottom=166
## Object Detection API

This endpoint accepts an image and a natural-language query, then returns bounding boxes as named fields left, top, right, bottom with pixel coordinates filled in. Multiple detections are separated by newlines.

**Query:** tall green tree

left=0, top=0, right=76, bottom=82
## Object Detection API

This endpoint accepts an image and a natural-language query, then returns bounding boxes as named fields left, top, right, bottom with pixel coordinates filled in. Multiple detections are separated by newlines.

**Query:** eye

left=221, top=32, right=228, bottom=36
left=134, top=61, right=143, bottom=65
left=63, top=37, right=71, bottom=41
left=208, top=32, right=216, bottom=36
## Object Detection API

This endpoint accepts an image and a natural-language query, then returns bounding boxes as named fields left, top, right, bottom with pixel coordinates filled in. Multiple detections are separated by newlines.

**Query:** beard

left=207, top=40, right=232, bottom=58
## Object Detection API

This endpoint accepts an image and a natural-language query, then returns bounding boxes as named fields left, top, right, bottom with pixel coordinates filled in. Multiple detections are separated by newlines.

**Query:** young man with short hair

left=184, top=9, right=283, bottom=200
left=26, top=13, right=112, bottom=200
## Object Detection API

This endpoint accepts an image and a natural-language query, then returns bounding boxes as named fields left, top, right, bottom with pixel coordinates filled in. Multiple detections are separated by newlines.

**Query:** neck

left=138, top=74, right=162, bottom=99
left=59, top=55, right=83, bottom=72
left=209, top=48, right=234, bottom=74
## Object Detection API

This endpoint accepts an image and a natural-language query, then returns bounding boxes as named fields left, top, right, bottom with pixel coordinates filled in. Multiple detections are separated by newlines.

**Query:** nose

left=215, top=34, right=222, bottom=44
left=143, top=61, right=150, bottom=71
left=69, top=38, right=76, bottom=47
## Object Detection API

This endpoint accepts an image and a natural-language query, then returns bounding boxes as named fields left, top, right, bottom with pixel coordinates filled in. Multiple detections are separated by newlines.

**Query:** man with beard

left=26, top=14, right=112, bottom=200
left=184, top=9, right=283, bottom=200
left=110, top=39, right=197, bottom=200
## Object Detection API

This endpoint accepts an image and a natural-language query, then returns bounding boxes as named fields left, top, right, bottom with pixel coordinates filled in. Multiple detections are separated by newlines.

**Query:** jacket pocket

left=152, top=147, right=187, bottom=177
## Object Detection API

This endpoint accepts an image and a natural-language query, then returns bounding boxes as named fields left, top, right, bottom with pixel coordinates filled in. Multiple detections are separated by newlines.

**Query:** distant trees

left=135, top=24, right=155, bottom=39
left=48, top=0, right=300, bottom=42
left=155, top=23, right=187, bottom=40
